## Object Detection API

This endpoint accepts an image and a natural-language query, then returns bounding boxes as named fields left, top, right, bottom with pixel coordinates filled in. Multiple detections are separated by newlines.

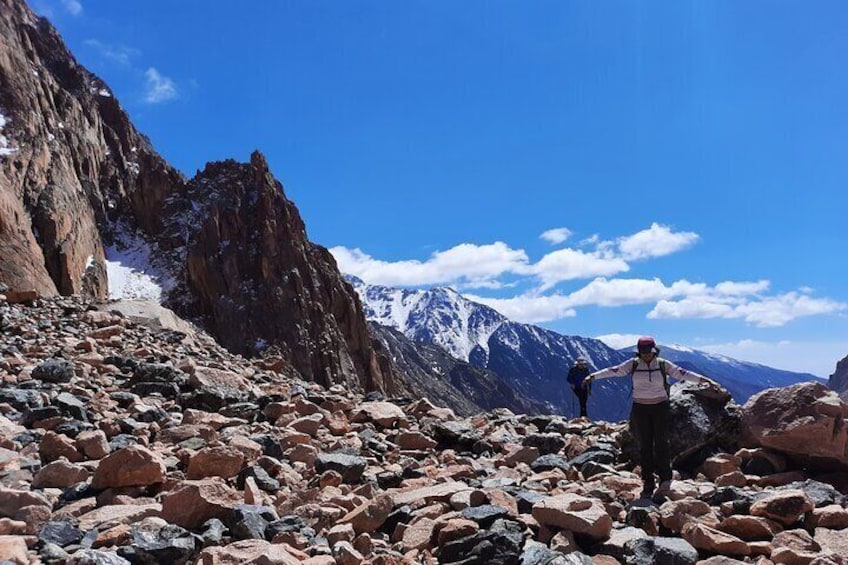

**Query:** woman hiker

left=583, top=336, right=719, bottom=498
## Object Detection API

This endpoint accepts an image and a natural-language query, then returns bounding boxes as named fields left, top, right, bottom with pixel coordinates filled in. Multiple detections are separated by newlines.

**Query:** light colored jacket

left=590, top=357, right=706, bottom=404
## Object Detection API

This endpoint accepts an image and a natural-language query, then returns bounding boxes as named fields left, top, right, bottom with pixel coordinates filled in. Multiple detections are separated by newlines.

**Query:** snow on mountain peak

left=347, top=276, right=506, bottom=361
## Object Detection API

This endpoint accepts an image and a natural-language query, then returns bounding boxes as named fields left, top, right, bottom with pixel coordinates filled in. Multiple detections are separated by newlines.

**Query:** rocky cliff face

left=165, top=153, right=395, bottom=393
left=0, top=0, right=182, bottom=297
left=0, top=0, right=393, bottom=394
left=828, top=354, right=848, bottom=401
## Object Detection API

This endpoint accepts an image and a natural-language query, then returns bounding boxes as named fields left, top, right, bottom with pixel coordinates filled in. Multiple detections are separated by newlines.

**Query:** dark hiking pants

left=575, top=387, right=589, bottom=418
left=629, top=401, right=671, bottom=487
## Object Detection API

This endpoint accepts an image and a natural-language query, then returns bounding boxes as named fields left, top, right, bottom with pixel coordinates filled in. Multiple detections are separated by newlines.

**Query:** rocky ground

left=1, top=292, right=848, bottom=564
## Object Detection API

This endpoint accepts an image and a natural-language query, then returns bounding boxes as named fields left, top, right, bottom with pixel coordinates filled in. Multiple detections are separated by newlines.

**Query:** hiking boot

left=656, top=479, right=673, bottom=493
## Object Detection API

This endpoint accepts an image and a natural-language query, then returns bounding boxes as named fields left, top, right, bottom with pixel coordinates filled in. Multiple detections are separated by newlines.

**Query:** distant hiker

left=567, top=357, right=590, bottom=418
left=583, top=336, right=719, bottom=498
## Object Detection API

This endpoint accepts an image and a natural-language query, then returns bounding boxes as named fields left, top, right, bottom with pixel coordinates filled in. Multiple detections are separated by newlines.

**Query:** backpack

left=629, top=357, right=671, bottom=396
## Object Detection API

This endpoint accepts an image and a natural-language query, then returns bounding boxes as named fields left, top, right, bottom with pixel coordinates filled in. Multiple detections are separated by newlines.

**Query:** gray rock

left=624, top=536, right=698, bottom=565
left=314, top=452, right=367, bottom=483
left=530, top=454, right=572, bottom=474
left=229, top=504, right=277, bottom=541
left=66, top=549, right=131, bottom=565
left=461, top=505, right=511, bottom=528
left=522, top=433, right=566, bottom=455
left=39, top=520, right=85, bottom=547
left=33, top=358, right=75, bottom=383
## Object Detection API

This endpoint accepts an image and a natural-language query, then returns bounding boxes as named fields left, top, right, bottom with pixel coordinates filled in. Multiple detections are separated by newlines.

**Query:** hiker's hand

left=700, top=376, right=718, bottom=388
left=583, top=375, right=594, bottom=387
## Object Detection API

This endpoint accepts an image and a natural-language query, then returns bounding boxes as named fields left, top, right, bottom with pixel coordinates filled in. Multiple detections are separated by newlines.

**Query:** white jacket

left=590, top=357, right=706, bottom=404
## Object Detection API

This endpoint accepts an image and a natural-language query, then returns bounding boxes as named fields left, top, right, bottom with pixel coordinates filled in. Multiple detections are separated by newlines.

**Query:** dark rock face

left=0, top=0, right=394, bottom=394
left=0, top=0, right=182, bottom=297
left=166, top=153, right=393, bottom=393
left=828, top=354, right=848, bottom=401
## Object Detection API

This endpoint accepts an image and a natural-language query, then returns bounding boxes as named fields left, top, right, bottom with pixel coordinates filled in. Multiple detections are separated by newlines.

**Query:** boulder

left=742, top=382, right=848, bottom=470
left=161, top=478, right=239, bottom=530
left=532, top=493, right=613, bottom=540
left=91, top=446, right=166, bottom=489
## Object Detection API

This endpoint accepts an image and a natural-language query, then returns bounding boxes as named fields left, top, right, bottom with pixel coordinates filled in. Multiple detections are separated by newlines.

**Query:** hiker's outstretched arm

left=587, top=360, right=632, bottom=382
left=665, top=360, right=716, bottom=385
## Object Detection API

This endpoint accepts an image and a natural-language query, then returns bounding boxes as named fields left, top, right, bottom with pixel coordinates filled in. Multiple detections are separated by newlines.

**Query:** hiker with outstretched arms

left=567, top=357, right=591, bottom=419
left=583, top=336, right=719, bottom=498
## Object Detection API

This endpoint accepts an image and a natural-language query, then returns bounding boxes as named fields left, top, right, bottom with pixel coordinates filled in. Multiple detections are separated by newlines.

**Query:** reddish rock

left=742, top=383, right=848, bottom=469
left=436, top=518, right=479, bottom=545
left=659, top=498, right=718, bottom=533
left=32, top=459, right=90, bottom=488
left=715, top=470, right=748, bottom=488
left=750, top=489, right=815, bottom=527
left=0, top=519, right=26, bottom=535
left=810, top=505, right=848, bottom=529
left=340, top=493, right=393, bottom=534
left=391, top=482, right=470, bottom=507
left=532, top=494, right=613, bottom=540
left=39, top=431, right=83, bottom=463
left=402, top=518, right=436, bottom=551
left=396, top=431, right=437, bottom=451
left=196, top=539, right=302, bottom=564
left=75, top=430, right=110, bottom=460
left=771, top=528, right=822, bottom=565
left=0, top=489, right=51, bottom=520
left=77, top=504, right=161, bottom=531
left=719, top=515, right=783, bottom=541
left=0, top=535, right=29, bottom=565
left=91, top=446, right=166, bottom=489
left=682, top=522, right=751, bottom=556
left=351, top=402, right=407, bottom=428
left=701, top=453, right=743, bottom=481
left=161, top=478, right=239, bottom=530
left=187, top=445, right=245, bottom=479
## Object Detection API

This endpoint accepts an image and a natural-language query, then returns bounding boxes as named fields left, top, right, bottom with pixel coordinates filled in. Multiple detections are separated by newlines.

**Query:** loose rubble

left=1, top=295, right=847, bottom=564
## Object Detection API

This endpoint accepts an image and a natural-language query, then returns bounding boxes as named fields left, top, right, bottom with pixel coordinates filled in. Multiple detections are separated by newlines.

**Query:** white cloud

left=714, top=280, right=770, bottom=296
left=648, top=298, right=735, bottom=320
left=465, top=292, right=577, bottom=324
left=61, top=0, right=82, bottom=15
left=540, top=227, right=573, bottom=245
left=648, top=291, right=847, bottom=327
left=330, top=242, right=529, bottom=287
left=84, top=39, right=139, bottom=67
left=568, top=277, right=674, bottom=307
left=531, top=249, right=629, bottom=290
left=617, top=222, right=699, bottom=261
left=595, top=333, right=644, bottom=350
left=143, top=68, right=178, bottom=104
left=735, top=292, right=847, bottom=327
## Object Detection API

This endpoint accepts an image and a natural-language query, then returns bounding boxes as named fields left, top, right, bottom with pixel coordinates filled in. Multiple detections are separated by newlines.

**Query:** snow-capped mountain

left=349, top=276, right=634, bottom=419
left=350, top=276, right=506, bottom=363
left=351, top=276, right=822, bottom=420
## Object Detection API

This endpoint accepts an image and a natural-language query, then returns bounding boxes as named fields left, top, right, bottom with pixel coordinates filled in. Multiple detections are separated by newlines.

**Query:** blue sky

left=38, top=0, right=847, bottom=376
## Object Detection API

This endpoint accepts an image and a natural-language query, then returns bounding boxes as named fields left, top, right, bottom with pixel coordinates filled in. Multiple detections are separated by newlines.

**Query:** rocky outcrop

left=3, top=295, right=848, bottom=563
left=165, top=152, right=394, bottom=393
left=369, top=322, right=547, bottom=417
left=828, top=354, right=848, bottom=401
left=0, top=0, right=393, bottom=394
left=742, top=382, right=848, bottom=470
left=0, top=0, right=182, bottom=297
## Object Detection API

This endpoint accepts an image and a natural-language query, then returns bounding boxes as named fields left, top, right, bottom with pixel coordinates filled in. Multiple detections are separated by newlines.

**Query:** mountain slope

left=0, top=0, right=393, bottom=393
left=369, top=322, right=547, bottom=417
left=350, top=277, right=634, bottom=419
